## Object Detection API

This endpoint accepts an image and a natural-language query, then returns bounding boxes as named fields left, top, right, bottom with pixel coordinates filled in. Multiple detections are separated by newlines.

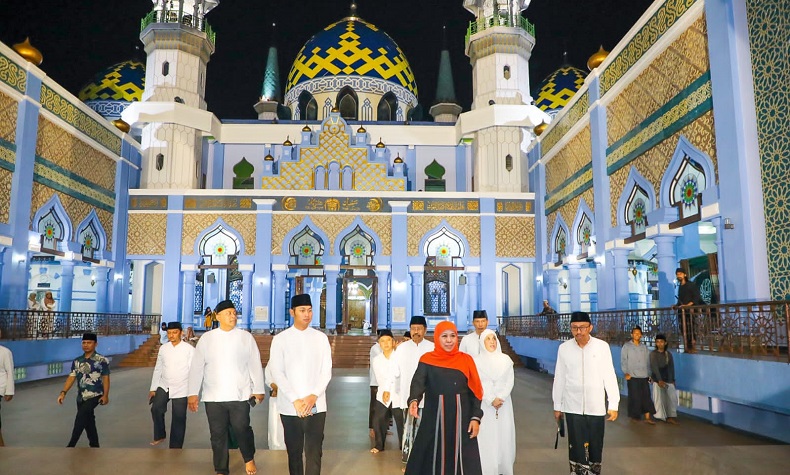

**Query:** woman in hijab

left=405, top=321, right=484, bottom=475
left=474, top=329, right=516, bottom=475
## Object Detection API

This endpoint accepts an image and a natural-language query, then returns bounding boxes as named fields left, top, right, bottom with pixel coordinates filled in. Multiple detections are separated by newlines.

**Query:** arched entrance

left=195, top=225, right=241, bottom=317
left=339, top=225, right=377, bottom=334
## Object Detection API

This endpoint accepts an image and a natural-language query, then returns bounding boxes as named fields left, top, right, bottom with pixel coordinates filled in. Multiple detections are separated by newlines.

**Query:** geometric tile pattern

left=29, top=182, right=115, bottom=251
left=495, top=216, right=535, bottom=258
left=535, top=65, right=586, bottom=112
left=35, top=117, right=117, bottom=191
left=0, top=168, right=12, bottom=223
left=181, top=214, right=256, bottom=256
left=407, top=215, right=480, bottom=257
left=546, top=213, right=556, bottom=258
left=311, top=214, right=356, bottom=255
left=0, top=90, right=17, bottom=146
left=77, top=60, right=145, bottom=102
left=608, top=111, right=716, bottom=227
left=556, top=187, right=596, bottom=242
left=286, top=18, right=418, bottom=96
left=541, top=90, right=589, bottom=158
left=746, top=0, right=790, bottom=300
left=271, top=213, right=392, bottom=256
left=0, top=50, right=26, bottom=93
left=272, top=214, right=305, bottom=255
left=607, top=16, right=710, bottom=148
left=127, top=213, right=167, bottom=256
left=545, top=123, right=592, bottom=195
left=261, top=115, right=405, bottom=191
left=599, top=0, right=700, bottom=97
left=361, top=215, right=392, bottom=256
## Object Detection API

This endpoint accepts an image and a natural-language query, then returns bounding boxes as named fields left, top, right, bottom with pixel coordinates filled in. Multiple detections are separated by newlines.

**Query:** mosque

left=0, top=0, right=786, bottom=333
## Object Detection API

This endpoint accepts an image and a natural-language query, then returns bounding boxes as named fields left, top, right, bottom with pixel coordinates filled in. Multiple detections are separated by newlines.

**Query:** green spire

left=261, top=23, right=281, bottom=102
left=434, top=26, right=457, bottom=104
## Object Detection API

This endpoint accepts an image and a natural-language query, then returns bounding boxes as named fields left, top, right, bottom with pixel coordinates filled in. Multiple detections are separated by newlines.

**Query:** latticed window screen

left=229, top=280, right=242, bottom=316
left=425, top=279, right=449, bottom=315
left=194, top=281, right=204, bottom=315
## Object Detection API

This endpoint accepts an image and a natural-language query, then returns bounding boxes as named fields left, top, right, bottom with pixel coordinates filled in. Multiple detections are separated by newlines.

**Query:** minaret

left=254, top=23, right=281, bottom=120
left=462, top=0, right=544, bottom=193
left=429, top=26, right=462, bottom=123
left=133, top=0, right=219, bottom=189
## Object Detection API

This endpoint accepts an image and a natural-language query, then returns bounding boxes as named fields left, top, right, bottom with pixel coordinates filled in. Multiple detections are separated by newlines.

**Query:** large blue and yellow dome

left=78, top=60, right=145, bottom=120
left=534, top=65, right=586, bottom=115
left=285, top=17, right=418, bottom=97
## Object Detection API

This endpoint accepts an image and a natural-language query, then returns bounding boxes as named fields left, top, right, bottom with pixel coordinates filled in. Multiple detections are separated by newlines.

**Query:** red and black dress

left=405, top=321, right=484, bottom=475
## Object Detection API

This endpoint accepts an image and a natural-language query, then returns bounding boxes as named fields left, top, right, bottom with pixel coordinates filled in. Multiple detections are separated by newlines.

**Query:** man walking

left=621, top=326, right=656, bottom=424
left=552, top=312, right=619, bottom=474
left=650, top=334, right=679, bottom=424
left=188, top=300, right=265, bottom=475
left=459, top=310, right=489, bottom=356
left=150, top=321, right=195, bottom=448
left=57, top=332, right=110, bottom=448
left=0, top=328, right=14, bottom=446
left=268, top=294, right=332, bottom=475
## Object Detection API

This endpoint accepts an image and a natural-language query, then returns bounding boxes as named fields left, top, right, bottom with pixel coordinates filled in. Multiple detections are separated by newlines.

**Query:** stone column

left=567, top=264, right=582, bottom=311
left=466, top=271, right=480, bottom=316
left=410, top=268, right=424, bottom=317
left=272, top=266, right=288, bottom=329
left=376, top=267, right=390, bottom=329
left=93, top=267, right=110, bottom=313
left=544, top=268, right=560, bottom=312
left=654, top=235, right=678, bottom=308
left=59, top=261, right=76, bottom=313
left=240, top=269, right=253, bottom=330
left=611, top=248, right=631, bottom=310
left=712, top=217, right=727, bottom=303
left=324, top=267, right=340, bottom=331
left=180, top=268, right=196, bottom=326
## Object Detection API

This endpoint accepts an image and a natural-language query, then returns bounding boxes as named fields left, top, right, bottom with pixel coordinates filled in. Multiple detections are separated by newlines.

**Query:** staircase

left=116, top=335, right=162, bottom=367
left=499, top=335, right=525, bottom=368
left=256, top=334, right=377, bottom=369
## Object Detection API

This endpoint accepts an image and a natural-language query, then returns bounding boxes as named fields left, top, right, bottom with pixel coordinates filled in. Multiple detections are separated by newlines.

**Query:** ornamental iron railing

left=465, top=14, right=536, bottom=45
left=140, top=9, right=216, bottom=46
left=498, top=301, right=790, bottom=362
left=0, top=310, right=161, bottom=341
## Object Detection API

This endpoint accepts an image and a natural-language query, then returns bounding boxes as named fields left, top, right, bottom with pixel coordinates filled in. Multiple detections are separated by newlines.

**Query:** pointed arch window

left=423, top=227, right=465, bottom=317
left=361, top=98, right=373, bottom=121
left=289, top=226, right=325, bottom=267
left=340, top=225, right=376, bottom=275
left=669, top=154, right=706, bottom=226
left=298, top=91, right=318, bottom=121
left=199, top=225, right=240, bottom=265
left=337, top=87, right=358, bottom=120
left=576, top=213, right=593, bottom=258
left=37, top=206, right=66, bottom=255
left=554, top=226, right=567, bottom=265
left=624, top=184, right=650, bottom=240
left=78, top=219, right=102, bottom=262
left=377, top=93, right=397, bottom=121
left=323, top=98, right=333, bottom=118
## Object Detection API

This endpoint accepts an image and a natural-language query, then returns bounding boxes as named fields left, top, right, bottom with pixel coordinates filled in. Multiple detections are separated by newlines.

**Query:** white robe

left=264, top=365, right=286, bottom=450
left=474, top=329, right=516, bottom=475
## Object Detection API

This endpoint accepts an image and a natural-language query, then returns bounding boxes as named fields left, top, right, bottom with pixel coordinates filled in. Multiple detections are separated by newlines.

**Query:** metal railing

left=0, top=310, right=161, bottom=341
left=140, top=9, right=216, bottom=46
left=466, top=14, right=536, bottom=45
left=498, top=301, right=790, bottom=362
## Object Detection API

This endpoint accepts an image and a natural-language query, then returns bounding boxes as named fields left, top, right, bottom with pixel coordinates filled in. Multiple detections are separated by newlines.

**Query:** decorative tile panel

left=181, top=214, right=256, bottom=256
left=495, top=216, right=535, bottom=258
left=546, top=213, right=556, bottom=257
left=542, top=91, right=589, bottom=157
left=599, top=0, right=700, bottom=97
left=607, top=16, right=710, bottom=148
left=0, top=168, right=12, bottom=223
left=0, top=91, right=17, bottom=146
left=557, top=187, right=596, bottom=240
left=0, top=51, right=26, bottom=93
left=545, top=123, right=592, bottom=195
left=361, top=215, right=392, bottom=256
left=407, top=216, right=480, bottom=257
left=39, top=84, right=121, bottom=155
left=30, top=183, right=114, bottom=251
left=746, top=0, right=790, bottom=300
left=127, top=213, right=167, bottom=256
left=608, top=111, right=716, bottom=227
left=272, top=214, right=304, bottom=255
left=310, top=215, right=356, bottom=255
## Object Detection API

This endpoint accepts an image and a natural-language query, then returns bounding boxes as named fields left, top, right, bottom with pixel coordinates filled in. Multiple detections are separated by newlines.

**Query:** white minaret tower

left=125, top=0, right=219, bottom=189
left=461, top=0, right=547, bottom=192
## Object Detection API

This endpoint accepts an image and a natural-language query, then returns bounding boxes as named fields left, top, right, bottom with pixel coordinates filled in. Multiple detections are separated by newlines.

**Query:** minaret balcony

left=465, top=14, right=535, bottom=46
left=140, top=9, right=216, bottom=46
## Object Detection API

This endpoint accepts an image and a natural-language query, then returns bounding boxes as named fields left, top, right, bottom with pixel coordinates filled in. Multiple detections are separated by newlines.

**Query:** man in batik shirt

left=57, top=332, right=111, bottom=447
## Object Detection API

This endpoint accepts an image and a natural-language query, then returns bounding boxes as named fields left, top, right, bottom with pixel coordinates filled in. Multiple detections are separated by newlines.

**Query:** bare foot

left=150, top=438, right=165, bottom=446
left=369, top=428, right=375, bottom=438
left=245, top=460, right=257, bottom=475
left=370, top=448, right=380, bottom=454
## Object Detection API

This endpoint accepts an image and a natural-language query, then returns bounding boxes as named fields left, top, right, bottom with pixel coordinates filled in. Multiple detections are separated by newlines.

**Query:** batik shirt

left=69, top=352, right=110, bottom=402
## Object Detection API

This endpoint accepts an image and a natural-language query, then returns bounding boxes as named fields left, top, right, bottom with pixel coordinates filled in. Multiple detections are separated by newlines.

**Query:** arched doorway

left=288, top=226, right=326, bottom=328
left=339, top=225, right=377, bottom=334
left=422, top=227, right=465, bottom=321
left=195, top=225, right=242, bottom=318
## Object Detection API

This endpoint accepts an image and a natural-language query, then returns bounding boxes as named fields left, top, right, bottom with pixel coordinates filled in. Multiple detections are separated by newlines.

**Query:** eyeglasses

left=570, top=324, right=591, bottom=332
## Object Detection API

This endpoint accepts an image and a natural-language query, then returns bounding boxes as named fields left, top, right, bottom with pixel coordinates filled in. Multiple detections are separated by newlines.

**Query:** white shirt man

left=188, top=300, right=265, bottom=475
left=149, top=321, right=194, bottom=448
left=268, top=294, right=332, bottom=475
left=552, top=312, right=619, bottom=474
left=0, top=330, right=14, bottom=447
left=459, top=310, right=489, bottom=356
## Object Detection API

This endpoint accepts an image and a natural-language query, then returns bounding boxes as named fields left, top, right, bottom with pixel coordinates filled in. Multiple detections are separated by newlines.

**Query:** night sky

left=1, top=0, right=653, bottom=120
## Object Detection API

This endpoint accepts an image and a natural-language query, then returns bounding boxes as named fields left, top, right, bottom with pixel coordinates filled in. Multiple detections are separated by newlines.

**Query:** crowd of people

left=0, top=296, right=687, bottom=475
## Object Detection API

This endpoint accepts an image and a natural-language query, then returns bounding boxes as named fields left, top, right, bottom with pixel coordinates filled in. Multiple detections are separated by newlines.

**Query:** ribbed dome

left=78, top=60, right=145, bottom=120
left=534, top=65, right=586, bottom=114
left=285, top=17, right=418, bottom=97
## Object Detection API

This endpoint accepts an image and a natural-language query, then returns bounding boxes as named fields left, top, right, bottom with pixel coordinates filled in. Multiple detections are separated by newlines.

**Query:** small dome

left=78, top=60, right=145, bottom=120
left=264, top=153, right=275, bottom=161
left=376, top=138, right=385, bottom=148
left=534, top=64, right=586, bottom=116
left=357, top=126, right=367, bottom=133
left=302, top=124, right=312, bottom=132
left=534, top=121, right=548, bottom=136
left=112, top=119, right=131, bottom=133
left=12, top=38, right=43, bottom=65
left=587, top=46, right=609, bottom=71
left=283, top=136, right=293, bottom=146
left=393, top=154, right=403, bottom=164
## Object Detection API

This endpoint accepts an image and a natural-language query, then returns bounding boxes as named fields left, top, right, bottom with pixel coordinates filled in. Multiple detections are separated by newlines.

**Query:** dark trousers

left=151, top=387, right=188, bottom=448
left=680, top=310, right=697, bottom=350
left=67, top=396, right=101, bottom=447
left=372, top=401, right=405, bottom=451
left=626, top=378, right=656, bottom=419
left=205, top=401, right=256, bottom=475
left=281, top=412, right=327, bottom=475
left=565, top=413, right=605, bottom=474
left=369, top=386, right=377, bottom=429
